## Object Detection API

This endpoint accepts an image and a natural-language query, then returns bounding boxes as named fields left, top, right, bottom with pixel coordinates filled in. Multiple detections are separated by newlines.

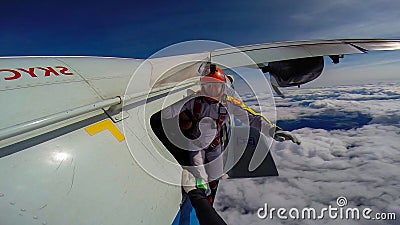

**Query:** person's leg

left=205, top=146, right=224, bottom=205
left=179, top=150, right=205, bottom=225
left=208, top=180, right=219, bottom=206
left=189, top=150, right=212, bottom=196
left=205, top=146, right=224, bottom=181
left=189, top=150, right=208, bottom=180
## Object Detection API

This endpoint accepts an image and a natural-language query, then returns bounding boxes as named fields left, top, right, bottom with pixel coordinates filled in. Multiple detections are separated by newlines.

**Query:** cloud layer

left=215, top=81, right=400, bottom=224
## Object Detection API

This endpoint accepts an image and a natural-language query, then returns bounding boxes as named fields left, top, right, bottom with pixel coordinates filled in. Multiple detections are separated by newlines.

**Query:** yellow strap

left=226, top=95, right=280, bottom=129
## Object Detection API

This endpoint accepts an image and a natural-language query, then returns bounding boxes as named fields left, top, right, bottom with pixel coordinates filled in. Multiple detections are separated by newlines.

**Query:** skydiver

left=163, top=65, right=300, bottom=224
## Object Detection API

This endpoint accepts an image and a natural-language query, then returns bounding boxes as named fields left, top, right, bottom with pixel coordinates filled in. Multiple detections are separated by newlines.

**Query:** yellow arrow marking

left=85, top=119, right=125, bottom=142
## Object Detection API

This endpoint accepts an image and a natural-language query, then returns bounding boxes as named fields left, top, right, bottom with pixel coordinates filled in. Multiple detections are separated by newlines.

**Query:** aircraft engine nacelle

left=266, top=56, right=324, bottom=87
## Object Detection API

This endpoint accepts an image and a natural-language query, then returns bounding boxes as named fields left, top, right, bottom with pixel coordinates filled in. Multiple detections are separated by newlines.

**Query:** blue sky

left=1, top=0, right=400, bottom=83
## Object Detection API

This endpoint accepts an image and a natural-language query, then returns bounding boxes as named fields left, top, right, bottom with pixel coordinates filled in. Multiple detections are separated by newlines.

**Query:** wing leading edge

left=210, top=39, right=400, bottom=68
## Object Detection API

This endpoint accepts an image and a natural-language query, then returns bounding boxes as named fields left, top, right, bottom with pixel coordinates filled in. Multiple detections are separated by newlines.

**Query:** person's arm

left=161, top=98, right=194, bottom=119
left=182, top=170, right=227, bottom=225
left=226, top=96, right=301, bottom=145
left=188, top=189, right=227, bottom=225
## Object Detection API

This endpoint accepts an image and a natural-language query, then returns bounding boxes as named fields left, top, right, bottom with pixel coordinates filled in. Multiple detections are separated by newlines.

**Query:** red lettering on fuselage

left=0, top=69, right=22, bottom=80
left=55, top=66, right=74, bottom=75
left=37, top=67, right=60, bottom=76
left=1, top=66, right=74, bottom=81
left=17, top=68, right=38, bottom=77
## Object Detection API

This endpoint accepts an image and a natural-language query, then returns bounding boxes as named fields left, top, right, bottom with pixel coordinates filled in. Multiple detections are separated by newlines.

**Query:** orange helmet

left=200, top=65, right=226, bottom=101
left=200, top=66, right=227, bottom=83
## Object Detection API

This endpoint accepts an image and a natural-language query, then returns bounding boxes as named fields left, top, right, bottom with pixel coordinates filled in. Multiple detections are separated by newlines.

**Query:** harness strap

left=193, top=97, right=202, bottom=122
left=192, top=95, right=227, bottom=151
left=206, top=98, right=226, bottom=151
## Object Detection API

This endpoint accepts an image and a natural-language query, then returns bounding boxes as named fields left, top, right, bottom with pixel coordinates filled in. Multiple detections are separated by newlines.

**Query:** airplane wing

left=211, top=39, right=400, bottom=88
left=1, top=39, right=399, bottom=225
left=211, top=39, right=400, bottom=66
left=149, top=39, right=400, bottom=90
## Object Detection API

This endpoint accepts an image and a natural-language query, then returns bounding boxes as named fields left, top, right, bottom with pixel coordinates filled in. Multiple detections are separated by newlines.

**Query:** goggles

left=201, top=82, right=226, bottom=98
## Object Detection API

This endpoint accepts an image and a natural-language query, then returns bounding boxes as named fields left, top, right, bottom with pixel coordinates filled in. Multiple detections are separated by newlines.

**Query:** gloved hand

left=181, top=169, right=197, bottom=193
left=274, top=130, right=301, bottom=145
left=182, top=169, right=210, bottom=193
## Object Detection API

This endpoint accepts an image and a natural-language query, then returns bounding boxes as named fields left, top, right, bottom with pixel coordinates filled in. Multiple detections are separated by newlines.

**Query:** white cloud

left=215, top=82, right=400, bottom=224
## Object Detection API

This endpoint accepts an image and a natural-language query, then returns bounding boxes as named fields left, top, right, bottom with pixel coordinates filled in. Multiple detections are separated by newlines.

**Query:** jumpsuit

left=163, top=94, right=277, bottom=225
